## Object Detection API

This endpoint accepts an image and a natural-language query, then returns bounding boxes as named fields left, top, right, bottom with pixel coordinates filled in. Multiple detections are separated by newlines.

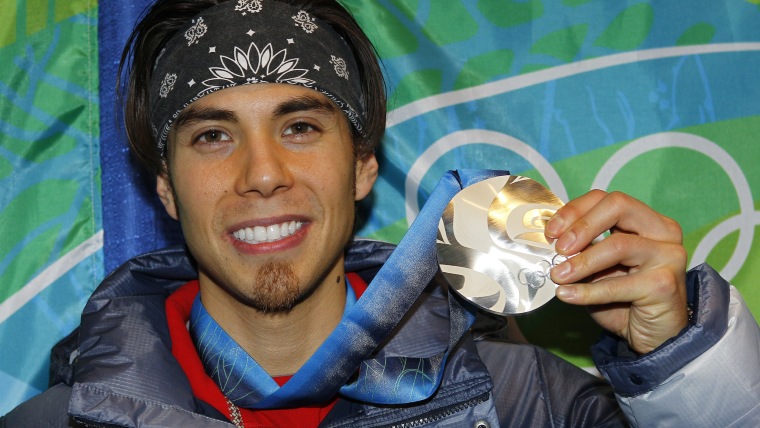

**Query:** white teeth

left=233, top=221, right=303, bottom=244
left=254, top=226, right=267, bottom=241
left=280, top=222, right=289, bottom=237
left=266, top=225, right=279, bottom=240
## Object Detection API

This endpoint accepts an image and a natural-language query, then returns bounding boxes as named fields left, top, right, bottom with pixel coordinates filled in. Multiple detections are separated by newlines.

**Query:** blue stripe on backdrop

left=99, top=0, right=184, bottom=275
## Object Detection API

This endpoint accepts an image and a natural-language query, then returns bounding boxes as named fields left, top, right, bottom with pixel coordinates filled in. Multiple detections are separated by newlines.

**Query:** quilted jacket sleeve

left=594, top=264, right=760, bottom=426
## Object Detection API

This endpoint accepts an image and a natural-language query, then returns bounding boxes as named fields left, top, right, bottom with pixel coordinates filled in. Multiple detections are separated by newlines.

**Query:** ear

left=354, top=154, right=378, bottom=201
left=156, top=173, right=179, bottom=220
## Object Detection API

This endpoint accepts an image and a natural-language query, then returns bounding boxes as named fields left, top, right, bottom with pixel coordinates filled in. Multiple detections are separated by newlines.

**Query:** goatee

left=240, top=261, right=300, bottom=312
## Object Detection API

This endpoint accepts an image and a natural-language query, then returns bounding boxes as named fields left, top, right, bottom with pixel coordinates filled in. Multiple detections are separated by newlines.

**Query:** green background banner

left=1, top=0, right=759, bottom=414
left=0, top=0, right=101, bottom=412
left=345, top=0, right=760, bottom=367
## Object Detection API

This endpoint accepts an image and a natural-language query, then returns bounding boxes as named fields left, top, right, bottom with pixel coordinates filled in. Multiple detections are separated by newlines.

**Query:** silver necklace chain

left=226, top=397, right=244, bottom=428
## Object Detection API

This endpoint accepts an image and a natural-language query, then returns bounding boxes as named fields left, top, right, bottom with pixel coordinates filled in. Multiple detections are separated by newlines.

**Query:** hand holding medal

left=437, top=176, right=689, bottom=354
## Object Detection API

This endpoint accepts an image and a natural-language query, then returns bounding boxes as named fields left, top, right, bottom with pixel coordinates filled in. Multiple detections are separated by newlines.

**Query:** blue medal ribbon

left=191, top=277, right=358, bottom=404
left=191, top=170, right=507, bottom=408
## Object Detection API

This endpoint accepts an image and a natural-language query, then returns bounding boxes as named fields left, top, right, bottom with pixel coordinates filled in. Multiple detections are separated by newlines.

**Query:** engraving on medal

left=436, top=175, right=565, bottom=315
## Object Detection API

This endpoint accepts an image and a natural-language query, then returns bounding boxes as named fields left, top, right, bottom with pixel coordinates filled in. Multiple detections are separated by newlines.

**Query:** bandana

left=149, top=0, right=365, bottom=154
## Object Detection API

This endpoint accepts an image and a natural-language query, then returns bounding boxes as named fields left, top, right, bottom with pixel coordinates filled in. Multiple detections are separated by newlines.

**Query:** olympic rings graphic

left=406, top=129, right=755, bottom=282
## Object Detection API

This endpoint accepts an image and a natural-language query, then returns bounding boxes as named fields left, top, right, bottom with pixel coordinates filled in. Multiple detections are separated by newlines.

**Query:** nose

left=234, top=135, right=294, bottom=198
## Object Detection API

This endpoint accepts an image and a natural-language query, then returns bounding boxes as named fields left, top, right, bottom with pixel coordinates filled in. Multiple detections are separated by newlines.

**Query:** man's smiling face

left=157, top=83, right=377, bottom=312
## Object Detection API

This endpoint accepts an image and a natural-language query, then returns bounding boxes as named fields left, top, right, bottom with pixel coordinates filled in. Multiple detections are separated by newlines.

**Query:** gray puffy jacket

left=2, top=239, right=757, bottom=427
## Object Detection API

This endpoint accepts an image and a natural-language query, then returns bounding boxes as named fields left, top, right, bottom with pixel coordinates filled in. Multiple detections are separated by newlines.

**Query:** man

left=3, top=0, right=759, bottom=426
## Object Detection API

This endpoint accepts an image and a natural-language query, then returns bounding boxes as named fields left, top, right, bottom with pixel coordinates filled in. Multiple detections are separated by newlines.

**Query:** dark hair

left=118, top=0, right=386, bottom=177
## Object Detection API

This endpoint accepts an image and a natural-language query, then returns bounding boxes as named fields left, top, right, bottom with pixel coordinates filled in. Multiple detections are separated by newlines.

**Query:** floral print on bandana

left=159, top=73, right=177, bottom=98
left=330, top=56, right=349, bottom=80
left=202, top=42, right=315, bottom=93
left=235, top=0, right=263, bottom=15
left=292, top=10, right=318, bottom=33
left=184, top=18, right=208, bottom=46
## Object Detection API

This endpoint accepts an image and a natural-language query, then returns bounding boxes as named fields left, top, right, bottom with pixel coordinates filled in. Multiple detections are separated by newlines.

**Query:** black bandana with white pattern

left=149, top=0, right=364, bottom=154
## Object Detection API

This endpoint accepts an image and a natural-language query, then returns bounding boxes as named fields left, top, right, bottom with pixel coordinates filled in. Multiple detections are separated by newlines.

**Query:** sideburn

left=161, top=146, right=182, bottom=219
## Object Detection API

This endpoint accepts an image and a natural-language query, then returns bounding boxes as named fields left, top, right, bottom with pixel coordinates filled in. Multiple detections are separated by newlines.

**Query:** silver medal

left=436, top=175, right=565, bottom=315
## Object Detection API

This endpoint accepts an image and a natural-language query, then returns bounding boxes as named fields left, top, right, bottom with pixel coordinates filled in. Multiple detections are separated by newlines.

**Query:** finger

left=555, top=267, right=688, bottom=354
left=554, top=265, right=685, bottom=308
left=550, top=232, right=687, bottom=285
left=548, top=190, right=682, bottom=255
left=545, top=189, right=605, bottom=240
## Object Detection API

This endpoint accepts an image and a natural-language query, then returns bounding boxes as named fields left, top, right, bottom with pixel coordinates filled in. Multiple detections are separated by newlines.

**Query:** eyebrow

left=172, top=92, right=339, bottom=134
left=273, top=93, right=339, bottom=118
left=174, top=105, right=238, bottom=131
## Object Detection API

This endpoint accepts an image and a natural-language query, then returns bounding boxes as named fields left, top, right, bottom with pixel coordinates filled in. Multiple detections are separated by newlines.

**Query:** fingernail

left=552, top=261, right=571, bottom=280
left=545, top=215, right=563, bottom=237
left=555, top=285, right=576, bottom=301
left=556, top=230, right=576, bottom=253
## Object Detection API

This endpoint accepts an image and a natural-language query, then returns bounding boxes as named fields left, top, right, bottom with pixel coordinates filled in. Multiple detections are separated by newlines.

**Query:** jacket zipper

left=387, top=392, right=491, bottom=428
left=72, top=418, right=100, bottom=427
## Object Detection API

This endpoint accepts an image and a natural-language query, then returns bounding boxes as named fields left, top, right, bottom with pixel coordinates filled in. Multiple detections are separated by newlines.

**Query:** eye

left=194, top=129, right=231, bottom=144
left=283, top=122, right=317, bottom=136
